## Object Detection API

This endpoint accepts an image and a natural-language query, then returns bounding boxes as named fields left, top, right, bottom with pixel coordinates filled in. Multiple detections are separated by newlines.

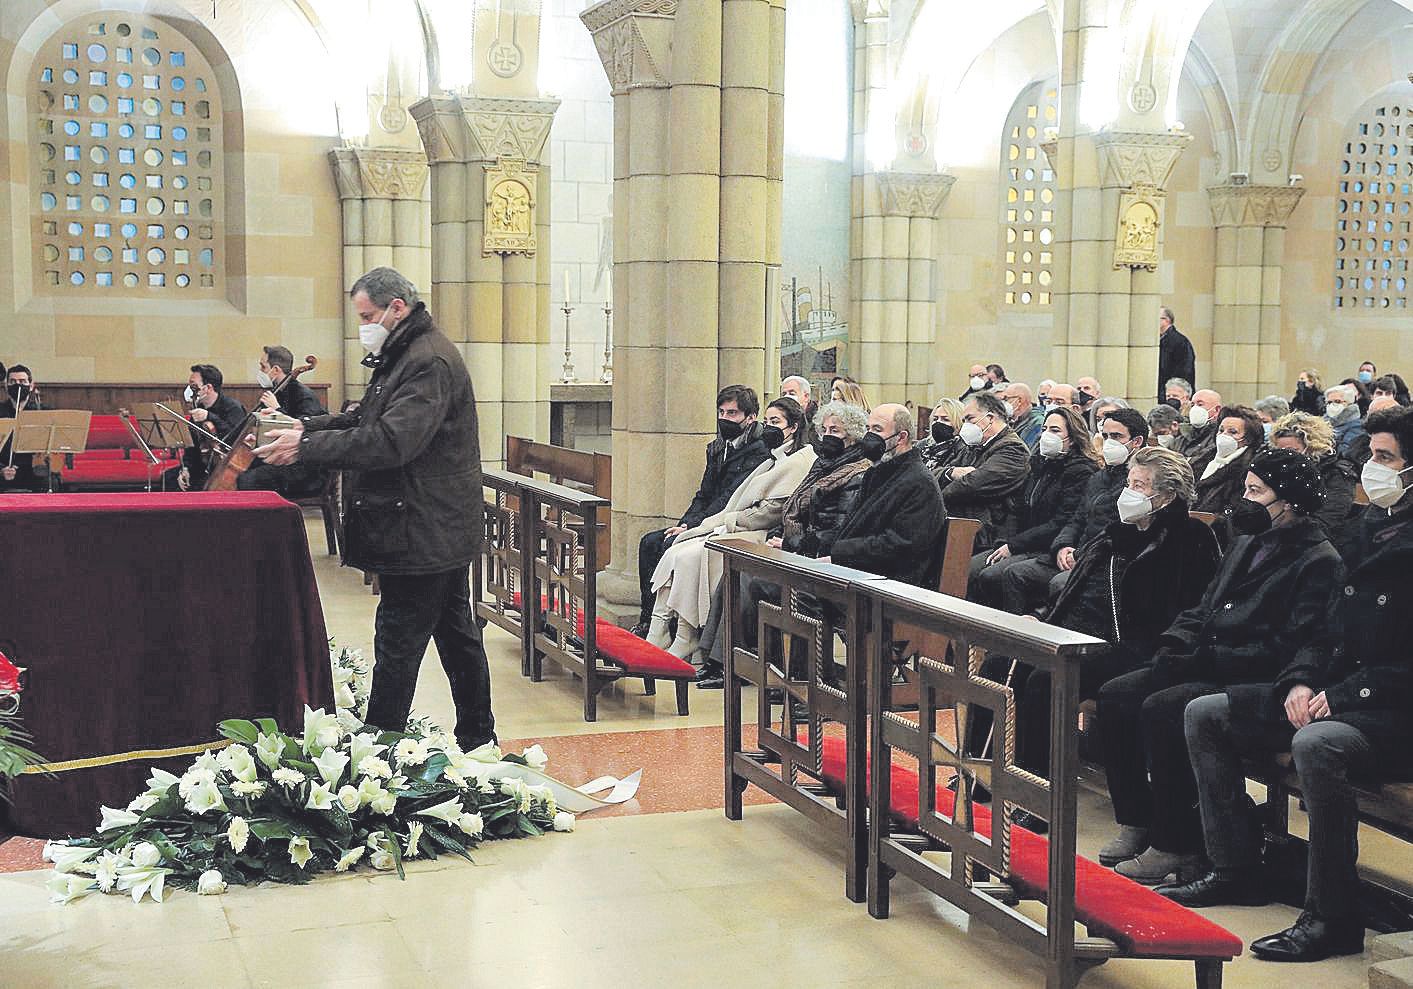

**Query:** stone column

left=410, top=95, right=559, bottom=466
left=1052, top=130, right=1190, bottom=405
left=848, top=0, right=890, bottom=405
left=1207, top=183, right=1304, bottom=402
left=328, top=148, right=430, bottom=398
left=862, top=170, right=954, bottom=412
left=584, top=0, right=784, bottom=619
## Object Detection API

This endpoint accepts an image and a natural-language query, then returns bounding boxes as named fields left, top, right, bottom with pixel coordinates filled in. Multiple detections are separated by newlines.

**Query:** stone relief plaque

left=483, top=156, right=538, bottom=256
left=1114, top=189, right=1164, bottom=270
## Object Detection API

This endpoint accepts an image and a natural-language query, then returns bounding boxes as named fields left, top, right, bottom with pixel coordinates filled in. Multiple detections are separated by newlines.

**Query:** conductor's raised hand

left=253, top=421, right=304, bottom=466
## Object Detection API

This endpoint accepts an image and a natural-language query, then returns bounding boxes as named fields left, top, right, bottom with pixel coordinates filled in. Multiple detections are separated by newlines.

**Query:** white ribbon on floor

left=487, top=763, right=643, bottom=814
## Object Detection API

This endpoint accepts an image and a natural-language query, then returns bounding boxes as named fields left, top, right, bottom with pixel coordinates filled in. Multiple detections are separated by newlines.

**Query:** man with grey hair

left=1158, top=306, right=1196, bottom=403
left=1001, top=382, right=1044, bottom=447
left=254, top=265, right=494, bottom=750
left=941, top=390, right=1031, bottom=550
left=1254, top=396, right=1291, bottom=442
left=822, top=403, right=946, bottom=585
left=1147, top=403, right=1183, bottom=449
left=780, top=375, right=812, bottom=411
left=1164, top=377, right=1194, bottom=413
left=1324, top=383, right=1366, bottom=456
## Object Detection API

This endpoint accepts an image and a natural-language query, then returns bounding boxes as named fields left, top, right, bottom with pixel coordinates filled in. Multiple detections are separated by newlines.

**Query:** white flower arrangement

left=45, top=709, right=566, bottom=904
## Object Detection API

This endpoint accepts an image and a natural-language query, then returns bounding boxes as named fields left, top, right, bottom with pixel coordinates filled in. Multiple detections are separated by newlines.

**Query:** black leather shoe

left=695, top=663, right=725, bottom=690
left=629, top=622, right=649, bottom=639
left=1249, top=911, right=1364, bottom=962
left=1156, top=869, right=1271, bottom=908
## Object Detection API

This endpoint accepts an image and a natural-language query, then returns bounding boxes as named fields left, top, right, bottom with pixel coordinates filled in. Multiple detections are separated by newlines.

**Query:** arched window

left=1334, top=101, right=1413, bottom=310
left=29, top=13, right=225, bottom=294
left=1000, top=80, right=1058, bottom=308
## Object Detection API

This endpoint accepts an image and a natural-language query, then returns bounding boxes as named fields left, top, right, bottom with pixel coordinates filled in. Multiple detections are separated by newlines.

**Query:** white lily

left=116, top=863, right=170, bottom=904
left=521, top=744, right=548, bottom=771
left=255, top=731, right=284, bottom=770
left=177, top=766, right=217, bottom=799
left=333, top=680, right=357, bottom=712
left=97, top=805, right=140, bottom=833
left=457, top=812, right=485, bottom=837
left=191, top=750, right=221, bottom=774
left=227, top=816, right=250, bottom=854
left=217, top=744, right=259, bottom=784
left=184, top=779, right=227, bottom=816
left=334, top=846, right=366, bottom=872
left=305, top=781, right=336, bottom=812
left=443, top=766, right=469, bottom=790
left=312, top=748, right=350, bottom=786
left=126, top=793, right=159, bottom=814
left=47, top=872, right=97, bottom=904
left=145, top=767, right=180, bottom=796
left=415, top=797, right=465, bottom=826
left=347, top=734, right=385, bottom=773
left=43, top=843, right=100, bottom=873
left=403, top=821, right=424, bottom=858
left=288, top=836, right=313, bottom=869
left=197, top=870, right=227, bottom=895
left=465, top=741, right=503, bottom=764
left=356, top=777, right=385, bottom=808
left=552, top=811, right=576, bottom=833
left=331, top=661, right=353, bottom=686
left=130, top=841, right=162, bottom=868
left=370, top=790, right=398, bottom=816
left=336, top=708, right=364, bottom=735
left=301, top=705, right=342, bottom=755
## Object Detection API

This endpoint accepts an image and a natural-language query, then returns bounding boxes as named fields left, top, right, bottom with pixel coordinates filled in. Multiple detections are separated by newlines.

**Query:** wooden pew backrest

left=506, top=435, right=612, bottom=568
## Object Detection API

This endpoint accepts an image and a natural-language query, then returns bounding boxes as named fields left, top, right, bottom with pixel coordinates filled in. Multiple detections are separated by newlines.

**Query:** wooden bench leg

left=1194, top=959, right=1223, bottom=989
left=675, top=679, right=690, bottom=716
left=642, top=676, right=656, bottom=696
left=583, top=667, right=597, bottom=723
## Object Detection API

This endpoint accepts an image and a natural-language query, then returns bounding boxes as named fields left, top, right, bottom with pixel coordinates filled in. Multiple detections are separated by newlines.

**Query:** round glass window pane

left=1039, top=228, right=1054, bottom=245
left=41, top=192, right=57, bottom=211
left=142, top=48, right=160, bottom=67
left=116, top=23, right=132, bottom=37
left=174, top=225, right=189, bottom=240
left=91, top=195, right=109, bottom=211
left=121, top=222, right=137, bottom=238
left=89, top=146, right=109, bottom=164
left=119, top=173, right=136, bottom=189
left=175, top=273, right=190, bottom=287
left=65, top=170, right=81, bottom=185
left=199, top=248, right=213, bottom=267
left=87, top=44, right=107, bottom=63
left=172, top=77, right=185, bottom=91
left=95, top=246, right=113, bottom=262
left=117, top=72, right=133, bottom=88
left=70, top=272, right=85, bottom=285
left=122, top=273, right=139, bottom=288
left=62, top=68, right=79, bottom=84
left=89, top=94, right=108, bottom=113
left=144, top=148, right=163, bottom=166
left=63, top=120, right=80, bottom=136
left=43, top=244, right=60, bottom=262
left=174, top=127, right=188, bottom=142
left=173, top=176, right=188, bottom=190
left=146, top=197, right=165, bottom=215
left=142, top=97, right=161, bottom=116
left=146, top=247, right=165, bottom=264
left=119, top=123, right=135, bottom=139
left=68, top=221, right=83, bottom=235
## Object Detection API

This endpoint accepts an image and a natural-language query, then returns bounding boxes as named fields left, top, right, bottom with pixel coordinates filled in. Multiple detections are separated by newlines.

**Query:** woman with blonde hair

left=830, top=378, right=870, bottom=411
left=1270, top=410, right=1358, bottom=547
left=1292, top=367, right=1325, bottom=416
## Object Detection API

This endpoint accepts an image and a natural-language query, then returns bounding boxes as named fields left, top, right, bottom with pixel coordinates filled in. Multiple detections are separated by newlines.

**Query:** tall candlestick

left=601, top=298, right=613, bottom=384
left=561, top=302, right=577, bottom=383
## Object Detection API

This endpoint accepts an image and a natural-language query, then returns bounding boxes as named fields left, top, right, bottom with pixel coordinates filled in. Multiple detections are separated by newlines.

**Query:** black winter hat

left=1249, top=447, right=1326, bottom=515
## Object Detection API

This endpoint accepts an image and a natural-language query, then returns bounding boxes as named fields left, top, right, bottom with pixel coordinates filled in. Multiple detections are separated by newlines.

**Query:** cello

left=203, top=354, right=318, bottom=491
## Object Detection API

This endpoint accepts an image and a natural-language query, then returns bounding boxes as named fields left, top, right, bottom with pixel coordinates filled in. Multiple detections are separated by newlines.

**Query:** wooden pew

left=506, top=435, right=612, bottom=568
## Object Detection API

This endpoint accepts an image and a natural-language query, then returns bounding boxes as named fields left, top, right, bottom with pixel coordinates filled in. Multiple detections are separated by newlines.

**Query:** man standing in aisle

left=254, top=266, right=494, bottom=750
left=1158, top=306, right=1196, bottom=403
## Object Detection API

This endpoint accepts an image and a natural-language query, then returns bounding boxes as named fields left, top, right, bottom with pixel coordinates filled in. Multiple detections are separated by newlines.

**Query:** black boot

left=695, top=661, right=725, bottom=690
left=1156, top=868, right=1271, bottom=908
left=1249, top=910, right=1364, bottom=962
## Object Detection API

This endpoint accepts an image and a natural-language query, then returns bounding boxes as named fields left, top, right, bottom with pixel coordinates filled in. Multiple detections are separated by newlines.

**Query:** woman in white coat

left=647, top=398, right=818, bottom=658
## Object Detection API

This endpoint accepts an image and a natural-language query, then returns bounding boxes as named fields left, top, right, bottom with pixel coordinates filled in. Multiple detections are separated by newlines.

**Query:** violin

left=203, top=355, right=317, bottom=491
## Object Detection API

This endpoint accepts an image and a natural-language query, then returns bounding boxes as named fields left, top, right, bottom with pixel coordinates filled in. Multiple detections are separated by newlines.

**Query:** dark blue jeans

left=368, top=566, right=495, bottom=746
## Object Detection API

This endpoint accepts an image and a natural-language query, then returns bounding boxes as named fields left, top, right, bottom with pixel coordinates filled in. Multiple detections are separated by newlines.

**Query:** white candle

left=605, top=268, right=612, bottom=303
left=563, top=269, right=571, bottom=304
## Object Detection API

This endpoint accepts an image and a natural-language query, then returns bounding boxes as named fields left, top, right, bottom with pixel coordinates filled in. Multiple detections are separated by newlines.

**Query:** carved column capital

left=581, top=0, right=676, bottom=95
left=850, top=0, right=890, bottom=24
left=329, top=147, right=429, bottom=201
left=411, top=95, right=560, bottom=165
left=1206, top=183, right=1306, bottom=228
left=877, top=170, right=955, bottom=219
left=1093, top=130, right=1193, bottom=191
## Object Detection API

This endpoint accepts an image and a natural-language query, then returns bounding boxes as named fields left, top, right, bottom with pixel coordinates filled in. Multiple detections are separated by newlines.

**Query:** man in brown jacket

left=255, top=266, right=493, bottom=749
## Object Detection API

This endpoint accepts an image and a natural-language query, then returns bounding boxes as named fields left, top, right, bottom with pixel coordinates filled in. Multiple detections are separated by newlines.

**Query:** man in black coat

left=1162, top=406, right=1413, bottom=962
left=1, top=364, right=44, bottom=492
left=172, top=363, right=248, bottom=490
left=255, top=266, right=492, bottom=750
left=634, top=385, right=772, bottom=631
left=824, top=404, right=946, bottom=586
left=1157, top=307, right=1196, bottom=403
left=1095, top=449, right=1342, bottom=886
left=940, top=390, right=1030, bottom=550
left=237, top=345, right=328, bottom=497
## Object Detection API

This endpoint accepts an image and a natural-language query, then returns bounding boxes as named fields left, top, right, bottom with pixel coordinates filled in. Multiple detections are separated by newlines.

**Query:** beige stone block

left=1232, top=304, right=1261, bottom=345
left=626, top=88, right=670, bottom=176
left=244, top=276, right=315, bottom=318
left=879, top=215, right=908, bottom=258
left=671, top=0, right=724, bottom=85
left=625, top=260, right=668, bottom=349
left=433, top=221, right=467, bottom=277
left=341, top=199, right=365, bottom=246
left=1213, top=225, right=1238, bottom=267
left=667, top=174, right=721, bottom=260
left=1233, top=342, right=1260, bottom=384
left=716, top=346, right=766, bottom=397
left=1067, top=238, right=1102, bottom=290
left=468, top=282, right=503, bottom=343
left=246, top=194, right=314, bottom=238
left=464, top=342, right=504, bottom=402
left=719, top=175, right=768, bottom=262
left=1260, top=264, right=1283, bottom=305
left=720, top=87, right=769, bottom=177
left=859, top=258, right=883, bottom=303
left=361, top=197, right=393, bottom=247
left=1259, top=306, right=1281, bottom=344
left=908, top=217, right=933, bottom=259
left=1211, top=343, right=1237, bottom=382
left=665, top=261, right=720, bottom=348
left=1256, top=343, right=1282, bottom=388
left=1213, top=264, right=1237, bottom=302
left=363, top=244, right=394, bottom=270
left=468, top=230, right=501, bottom=283
left=615, top=429, right=668, bottom=518
left=861, top=215, right=884, bottom=258
left=625, top=175, right=669, bottom=262
left=1097, top=294, right=1131, bottom=347
left=502, top=282, right=538, bottom=343
left=1092, top=345, right=1129, bottom=395
left=430, top=162, right=467, bottom=224
left=476, top=402, right=504, bottom=463
left=881, top=258, right=909, bottom=305
left=502, top=400, right=541, bottom=444
left=1235, top=225, right=1265, bottom=264
left=621, top=346, right=670, bottom=428
left=907, top=258, right=933, bottom=302
left=668, top=86, right=723, bottom=176
left=765, top=183, right=782, bottom=264
left=1065, top=345, right=1098, bottom=379
left=718, top=262, right=766, bottom=349
left=1070, top=187, right=1105, bottom=242
left=854, top=340, right=882, bottom=386
left=721, top=0, right=771, bottom=90
left=1372, top=931, right=1413, bottom=965
left=500, top=343, right=539, bottom=404
left=858, top=299, right=885, bottom=343
left=1234, top=265, right=1263, bottom=307
left=765, top=90, right=785, bottom=181
left=1369, top=955, right=1413, bottom=989
left=391, top=198, right=423, bottom=247
left=879, top=343, right=908, bottom=391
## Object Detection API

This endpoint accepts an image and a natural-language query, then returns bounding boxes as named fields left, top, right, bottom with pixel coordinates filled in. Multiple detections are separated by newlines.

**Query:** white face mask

left=1361, top=460, right=1413, bottom=509
left=970, top=375, right=987, bottom=391
left=1215, top=433, right=1240, bottom=459
left=1038, top=431, right=1065, bottom=458
left=1101, top=437, right=1131, bottom=466
left=1262, top=422, right=1274, bottom=441
left=183, top=385, right=196, bottom=404
left=1002, top=400, right=1015, bottom=420
left=959, top=421, right=985, bottom=447
left=1155, top=433, right=1177, bottom=449
left=360, top=315, right=391, bottom=355
left=256, top=367, right=275, bottom=389
left=1325, top=402, right=1347, bottom=420
left=1189, top=405, right=1210, bottom=428
left=1116, top=486, right=1154, bottom=524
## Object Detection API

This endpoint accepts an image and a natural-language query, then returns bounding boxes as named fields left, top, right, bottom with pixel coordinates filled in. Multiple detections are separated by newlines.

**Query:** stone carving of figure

left=490, top=180, right=531, bottom=235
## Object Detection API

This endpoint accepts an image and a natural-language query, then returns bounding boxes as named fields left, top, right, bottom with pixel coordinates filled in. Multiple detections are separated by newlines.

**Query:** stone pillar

left=862, top=170, right=953, bottom=412
left=329, top=148, right=430, bottom=398
left=848, top=0, right=890, bottom=406
left=410, top=95, right=559, bottom=466
left=1207, top=183, right=1304, bottom=403
left=584, top=0, right=784, bottom=618
left=1052, top=130, right=1190, bottom=405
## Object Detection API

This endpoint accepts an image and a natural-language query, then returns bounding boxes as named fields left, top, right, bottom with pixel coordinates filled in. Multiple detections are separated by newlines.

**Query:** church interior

left=5, top=1, right=1413, bottom=986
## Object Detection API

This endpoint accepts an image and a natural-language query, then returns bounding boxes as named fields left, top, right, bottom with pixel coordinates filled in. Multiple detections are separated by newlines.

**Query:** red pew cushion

left=818, top=736, right=1242, bottom=960
left=512, top=593, right=696, bottom=678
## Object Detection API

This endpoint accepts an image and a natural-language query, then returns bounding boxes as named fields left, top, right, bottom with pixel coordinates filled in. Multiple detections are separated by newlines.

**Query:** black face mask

left=760, top=425, right=786, bottom=450
left=1163, top=397, right=1182, bottom=412
left=1230, top=497, right=1275, bottom=536
left=1296, top=381, right=1310, bottom=393
left=1076, top=391, right=1095, bottom=407
left=717, top=418, right=744, bottom=442
left=817, top=434, right=845, bottom=460
left=7, top=383, right=30, bottom=404
left=858, top=431, right=888, bottom=462
left=931, top=420, right=954, bottom=443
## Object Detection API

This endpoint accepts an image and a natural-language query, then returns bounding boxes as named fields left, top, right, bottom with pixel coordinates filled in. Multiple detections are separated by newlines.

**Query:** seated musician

left=1161, top=405, right=1413, bottom=962
left=173, top=364, right=246, bottom=490
left=0, top=364, right=44, bottom=492
left=236, top=346, right=326, bottom=497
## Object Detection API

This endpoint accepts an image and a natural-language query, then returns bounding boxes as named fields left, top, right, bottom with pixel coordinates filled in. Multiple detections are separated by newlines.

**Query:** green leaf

left=255, top=718, right=281, bottom=737
left=218, top=720, right=260, bottom=745
left=249, top=820, right=294, bottom=841
left=417, top=753, right=450, bottom=783
left=388, top=833, right=406, bottom=881
left=421, top=823, right=473, bottom=862
left=516, top=818, right=543, bottom=837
